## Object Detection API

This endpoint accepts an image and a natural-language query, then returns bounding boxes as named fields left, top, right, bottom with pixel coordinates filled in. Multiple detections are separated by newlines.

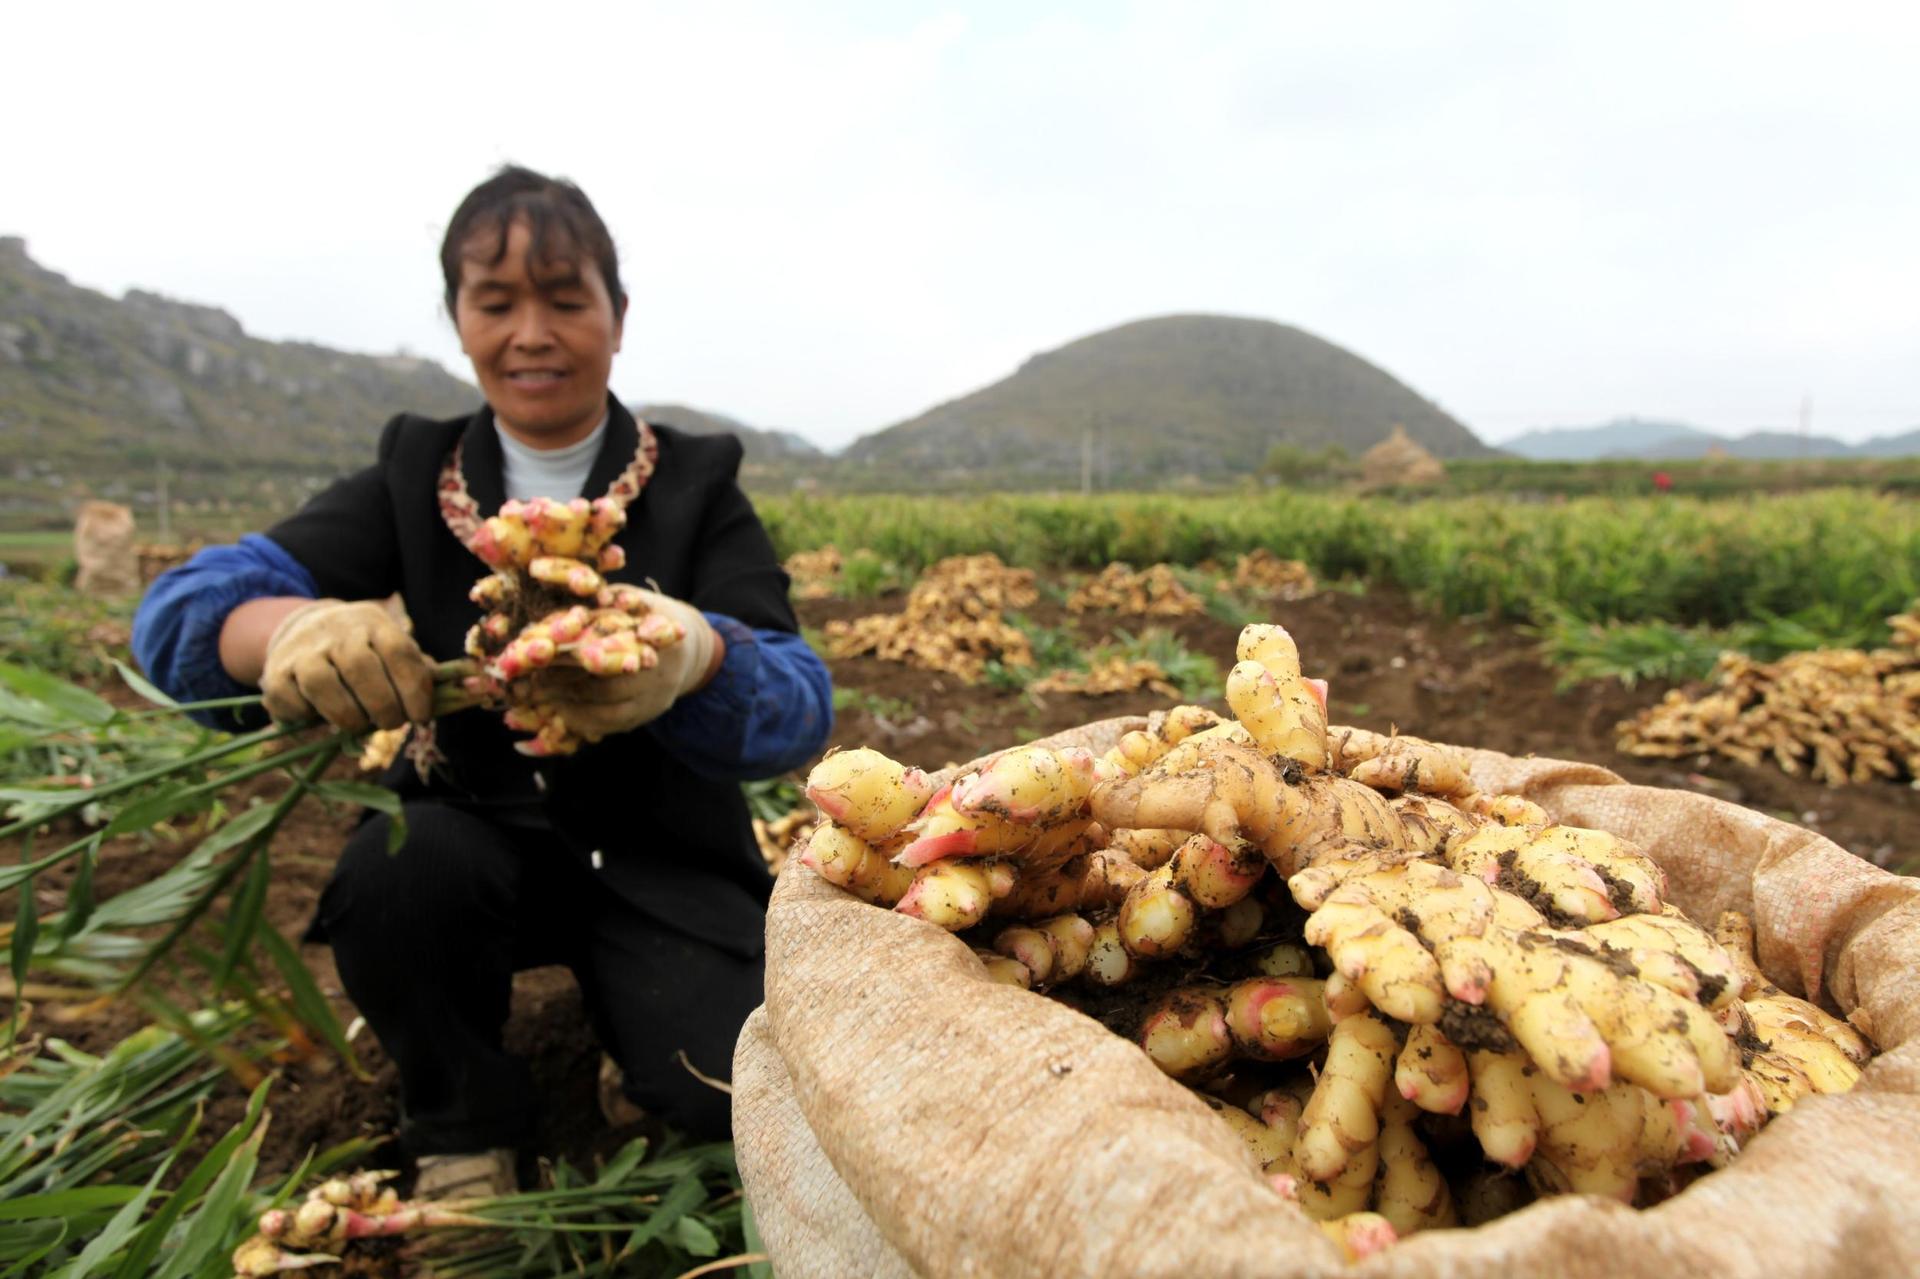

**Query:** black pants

left=313, top=801, right=762, bottom=1154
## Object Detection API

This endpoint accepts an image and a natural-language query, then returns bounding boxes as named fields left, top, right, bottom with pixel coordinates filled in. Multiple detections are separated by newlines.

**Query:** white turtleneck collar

left=495, top=415, right=609, bottom=502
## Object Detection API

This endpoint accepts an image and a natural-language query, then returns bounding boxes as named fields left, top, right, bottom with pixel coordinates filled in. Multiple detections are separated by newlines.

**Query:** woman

left=133, top=165, right=833, bottom=1196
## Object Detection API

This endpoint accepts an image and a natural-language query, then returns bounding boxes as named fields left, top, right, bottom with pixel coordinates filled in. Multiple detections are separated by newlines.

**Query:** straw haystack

left=1359, top=424, right=1446, bottom=489
left=74, top=501, right=140, bottom=594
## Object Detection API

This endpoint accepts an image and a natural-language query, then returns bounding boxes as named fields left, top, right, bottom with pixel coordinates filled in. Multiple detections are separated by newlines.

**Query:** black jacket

left=270, top=399, right=792, bottom=957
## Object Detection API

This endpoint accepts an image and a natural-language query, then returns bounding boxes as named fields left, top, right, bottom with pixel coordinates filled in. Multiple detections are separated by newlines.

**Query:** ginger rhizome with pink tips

left=782, top=620, right=1877, bottom=1252
left=460, top=496, right=684, bottom=756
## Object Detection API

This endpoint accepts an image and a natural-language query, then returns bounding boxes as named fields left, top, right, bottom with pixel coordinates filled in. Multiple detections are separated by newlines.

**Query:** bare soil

left=12, top=580, right=1916, bottom=1182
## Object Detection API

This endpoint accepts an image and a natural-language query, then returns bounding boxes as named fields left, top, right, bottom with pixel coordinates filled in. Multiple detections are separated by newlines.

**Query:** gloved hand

left=508, top=590, right=718, bottom=743
left=260, top=599, right=436, bottom=731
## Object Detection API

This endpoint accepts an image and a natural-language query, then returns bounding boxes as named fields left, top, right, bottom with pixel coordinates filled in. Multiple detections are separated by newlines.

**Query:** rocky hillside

left=2, top=240, right=1512, bottom=514
left=0, top=236, right=476, bottom=522
left=841, top=314, right=1489, bottom=487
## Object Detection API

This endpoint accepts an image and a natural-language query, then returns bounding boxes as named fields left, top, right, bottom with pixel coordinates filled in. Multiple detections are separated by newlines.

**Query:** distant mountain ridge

left=634, top=402, right=822, bottom=463
left=19, top=231, right=1918, bottom=519
left=1499, top=418, right=1718, bottom=460
left=1503, top=416, right=1920, bottom=461
left=841, top=314, right=1491, bottom=487
left=0, top=235, right=477, bottom=517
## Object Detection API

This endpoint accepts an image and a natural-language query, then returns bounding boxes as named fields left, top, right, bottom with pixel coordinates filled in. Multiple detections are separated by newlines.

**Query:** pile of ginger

left=795, top=622, right=1874, bottom=1261
left=822, top=553, right=1038, bottom=684
left=1618, top=602, right=1920, bottom=786
left=1066, top=562, right=1206, bottom=618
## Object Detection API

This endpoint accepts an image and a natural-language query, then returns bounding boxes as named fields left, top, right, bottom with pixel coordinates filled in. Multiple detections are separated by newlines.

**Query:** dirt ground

left=15, top=580, right=1917, bottom=1182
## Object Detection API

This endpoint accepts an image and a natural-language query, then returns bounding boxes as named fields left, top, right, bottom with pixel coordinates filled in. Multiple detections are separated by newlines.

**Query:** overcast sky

left=7, top=1, right=1917, bottom=447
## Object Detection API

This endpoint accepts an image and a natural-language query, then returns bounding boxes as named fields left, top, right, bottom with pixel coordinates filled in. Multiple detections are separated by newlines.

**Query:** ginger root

left=1374, top=1093, right=1457, bottom=1234
left=806, top=747, right=935, bottom=843
left=1715, top=910, right=1871, bottom=1113
left=1331, top=728, right=1473, bottom=799
left=1294, top=1011, right=1398, bottom=1182
left=790, top=619, right=1884, bottom=1250
left=1224, top=624, right=1330, bottom=771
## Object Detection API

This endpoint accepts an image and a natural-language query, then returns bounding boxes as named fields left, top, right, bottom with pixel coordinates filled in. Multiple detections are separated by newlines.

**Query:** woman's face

left=454, top=218, right=624, bottom=447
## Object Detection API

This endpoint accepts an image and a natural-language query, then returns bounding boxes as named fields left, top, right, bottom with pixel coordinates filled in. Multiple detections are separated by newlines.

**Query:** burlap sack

left=73, top=500, right=139, bottom=594
left=735, top=722, right=1920, bottom=1278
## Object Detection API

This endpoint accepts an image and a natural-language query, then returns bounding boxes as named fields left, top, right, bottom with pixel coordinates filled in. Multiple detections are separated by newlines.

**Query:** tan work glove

left=509, top=590, right=718, bottom=743
left=260, top=599, right=436, bottom=731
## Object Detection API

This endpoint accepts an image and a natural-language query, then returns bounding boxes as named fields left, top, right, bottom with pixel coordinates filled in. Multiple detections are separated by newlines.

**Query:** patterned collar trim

left=438, top=417, right=659, bottom=563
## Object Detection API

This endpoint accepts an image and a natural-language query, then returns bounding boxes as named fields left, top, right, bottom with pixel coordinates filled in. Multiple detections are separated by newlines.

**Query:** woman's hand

left=509, top=591, right=721, bottom=742
left=260, top=599, right=436, bottom=730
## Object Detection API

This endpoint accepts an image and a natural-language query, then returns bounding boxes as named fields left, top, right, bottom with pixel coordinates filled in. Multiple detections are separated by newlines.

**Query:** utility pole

left=1081, top=425, right=1094, bottom=495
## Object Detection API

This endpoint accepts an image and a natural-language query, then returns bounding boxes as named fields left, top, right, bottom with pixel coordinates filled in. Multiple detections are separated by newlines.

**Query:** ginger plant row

left=795, top=621, right=1877, bottom=1259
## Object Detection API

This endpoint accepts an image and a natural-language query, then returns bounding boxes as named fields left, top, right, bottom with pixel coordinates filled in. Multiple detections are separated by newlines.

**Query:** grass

left=832, top=687, right=919, bottom=722
left=1534, top=615, right=1734, bottom=689
left=834, top=548, right=910, bottom=599
left=1098, top=628, right=1223, bottom=701
left=980, top=617, right=1221, bottom=702
left=1173, top=566, right=1263, bottom=628
left=1534, top=606, right=1893, bottom=690
left=741, top=776, right=806, bottom=822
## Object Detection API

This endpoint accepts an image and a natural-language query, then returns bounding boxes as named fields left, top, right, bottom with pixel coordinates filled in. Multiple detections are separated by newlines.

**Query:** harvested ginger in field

left=787, top=619, right=1877, bottom=1254
left=1618, top=601, right=1920, bottom=785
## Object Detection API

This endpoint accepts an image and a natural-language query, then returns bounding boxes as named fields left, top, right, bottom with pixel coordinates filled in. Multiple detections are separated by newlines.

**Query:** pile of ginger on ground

left=796, top=622, right=1874, bottom=1261
left=1618, top=603, right=1920, bottom=786
left=1066, top=562, right=1206, bottom=617
left=821, top=553, right=1038, bottom=683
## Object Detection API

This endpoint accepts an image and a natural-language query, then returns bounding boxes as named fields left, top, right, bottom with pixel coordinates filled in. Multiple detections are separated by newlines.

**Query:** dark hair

left=439, top=165, right=626, bottom=316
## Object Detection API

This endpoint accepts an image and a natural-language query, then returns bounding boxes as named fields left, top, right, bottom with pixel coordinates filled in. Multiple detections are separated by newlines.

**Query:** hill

left=840, top=314, right=1489, bottom=488
left=0, top=236, right=476, bottom=525
left=1851, top=429, right=1920, bottom=458
left=1501, top=418, right=1718, bottom=461
left=1507, top=416, right=1920, bottom=462
left=1621, top=431, right=1854, bottom=461
left=634, top=402, right=822, bottom=462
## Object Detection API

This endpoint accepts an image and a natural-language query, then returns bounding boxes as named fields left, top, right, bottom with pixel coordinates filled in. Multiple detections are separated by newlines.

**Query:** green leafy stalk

left=0, top=722, right=295, bottom=843
left=117, top=739, right=346, bottom=995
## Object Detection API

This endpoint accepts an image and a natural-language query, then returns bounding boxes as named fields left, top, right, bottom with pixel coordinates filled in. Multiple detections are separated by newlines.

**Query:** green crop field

left=0, top=530, right=73, bottom=577
left=761, top=490, right=1920, bottom=640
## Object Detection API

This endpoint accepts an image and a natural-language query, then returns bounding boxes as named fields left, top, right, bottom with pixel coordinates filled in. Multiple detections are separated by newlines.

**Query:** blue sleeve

left=131, top=534, right=318, bottom=730
left=647, top=613, right=835, bottom=781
